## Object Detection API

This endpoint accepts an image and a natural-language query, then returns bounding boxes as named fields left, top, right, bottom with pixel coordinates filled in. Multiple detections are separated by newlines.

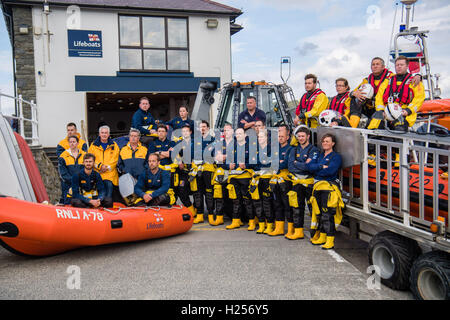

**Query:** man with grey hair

left=118, top=128, right=149, bottom=179
left=88, top=124, right=120, bottom=199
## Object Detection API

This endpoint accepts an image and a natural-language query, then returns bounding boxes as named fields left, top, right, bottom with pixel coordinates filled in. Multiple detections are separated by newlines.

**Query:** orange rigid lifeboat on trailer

left=0, top=197, right=193, bottom=257
left=343, top=165, right=448, bottom=224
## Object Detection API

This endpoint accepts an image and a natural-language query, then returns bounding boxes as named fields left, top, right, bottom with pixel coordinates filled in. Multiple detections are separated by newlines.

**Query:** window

left=119, top=15, right=189, bottom=71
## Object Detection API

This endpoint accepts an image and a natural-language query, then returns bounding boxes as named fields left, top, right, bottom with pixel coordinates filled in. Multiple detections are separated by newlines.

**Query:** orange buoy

left=0, top=197, right=193, bottom=257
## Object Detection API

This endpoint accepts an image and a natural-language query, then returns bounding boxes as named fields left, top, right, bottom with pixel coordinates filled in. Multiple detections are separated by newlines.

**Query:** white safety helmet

left=385, top=103, right=403, bottom=121
left=318, top=110, right=339, bottom=127
left=293, top=124, right=309, bottom=136
left=359, top=83, right=374, bottom=100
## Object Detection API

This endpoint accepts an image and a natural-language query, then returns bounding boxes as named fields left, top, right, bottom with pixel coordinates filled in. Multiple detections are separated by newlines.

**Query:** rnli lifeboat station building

left=1, top=0, right=242, bottom=146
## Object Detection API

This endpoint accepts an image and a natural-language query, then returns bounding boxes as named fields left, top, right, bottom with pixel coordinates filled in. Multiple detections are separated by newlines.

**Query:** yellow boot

left=247, top=219, right=256, bottom=231
left=254, top=216, right=259, bottom=225
left=311, top=232, right=327, bottom=245
left=321, top=236, right=335, bottom=250
left=286, top=228, right=304, bottom=240
left=256, top=222, right=266, bottom=234
left=239, top=219, right=244, bottom=226
left=187, top=205, right=196, bottom=219
left=310, top=229, right=320, bottom=242
left=268, top=221, right=285, bottom=236
left=208, top=214, right=217, bottom=226
left=193, top=213, right=204, bottom=224
left=214, top=215, right=224, bottom=226
left=263, top=223, right=274, bottom=234
left=284, top=222, right=295, bottom=238
left=226, top=219, right=241, bottom=230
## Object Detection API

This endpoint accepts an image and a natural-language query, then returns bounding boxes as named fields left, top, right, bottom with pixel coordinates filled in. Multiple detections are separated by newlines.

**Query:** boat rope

left=102, top=204, right=184, bottom=215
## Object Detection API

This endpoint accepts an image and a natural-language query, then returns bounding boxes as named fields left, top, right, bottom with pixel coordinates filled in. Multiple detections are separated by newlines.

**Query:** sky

left=0, top=0, right=449, bottom=115
left=220, top=0, right=450, bottom=101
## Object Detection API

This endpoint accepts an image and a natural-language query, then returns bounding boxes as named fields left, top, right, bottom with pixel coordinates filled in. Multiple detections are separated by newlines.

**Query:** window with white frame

left=119, top=15, right=189, bottom=71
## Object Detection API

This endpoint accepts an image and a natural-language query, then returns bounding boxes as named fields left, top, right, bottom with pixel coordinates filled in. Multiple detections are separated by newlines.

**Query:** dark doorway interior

left=86, top=92, right=196, bottom=142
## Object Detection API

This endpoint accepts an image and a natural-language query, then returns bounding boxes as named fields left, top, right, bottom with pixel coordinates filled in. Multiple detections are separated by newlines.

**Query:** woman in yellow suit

left=88, top=125, right=120, bottom=199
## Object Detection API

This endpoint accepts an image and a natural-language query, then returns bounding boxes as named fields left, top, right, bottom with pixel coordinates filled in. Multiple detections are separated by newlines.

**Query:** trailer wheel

left=410, top=251, right=450, bottom=300
left=368, top=231, right=421, bottom=290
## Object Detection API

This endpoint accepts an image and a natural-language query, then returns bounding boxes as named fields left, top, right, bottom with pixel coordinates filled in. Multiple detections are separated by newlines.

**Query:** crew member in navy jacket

left=131, top=97, right=157, bottom=146
left=306, top=133, right=343, bottom=249
left=238, top=96, right=266, bottom=130
left=286, top=126, right=319, bottom=240
left=71, top=153, right=113, bottom=208
left=134, top=153, right=171, bottom=206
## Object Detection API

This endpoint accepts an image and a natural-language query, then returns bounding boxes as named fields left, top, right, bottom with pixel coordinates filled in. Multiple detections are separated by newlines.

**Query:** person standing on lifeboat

left=294, top=74, right=329, bottom=128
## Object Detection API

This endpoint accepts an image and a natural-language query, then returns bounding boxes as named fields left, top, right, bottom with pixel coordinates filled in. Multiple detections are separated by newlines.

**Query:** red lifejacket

left=383, top=73, right=413, bottom=105
left=367, top=68, right=392, bottom=96
left=329, top=92, right=349, bottom=115
left=296, top=89, right=324, bottom=115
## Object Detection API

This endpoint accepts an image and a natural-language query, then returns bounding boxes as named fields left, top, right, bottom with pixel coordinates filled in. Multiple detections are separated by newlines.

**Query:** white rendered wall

left=31, top=6, right=233, bottom=147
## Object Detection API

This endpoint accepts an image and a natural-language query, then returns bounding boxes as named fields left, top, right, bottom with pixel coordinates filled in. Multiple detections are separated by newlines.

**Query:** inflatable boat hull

left=0, top=197, right=193, bottom=257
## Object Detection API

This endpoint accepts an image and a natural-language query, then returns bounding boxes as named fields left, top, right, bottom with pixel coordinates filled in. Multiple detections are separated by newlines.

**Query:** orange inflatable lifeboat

left=418, top=98, right=450, bottom=130
left=0, top=197, right=193, bottom=257
left=343, top=164, right=448, bottom=224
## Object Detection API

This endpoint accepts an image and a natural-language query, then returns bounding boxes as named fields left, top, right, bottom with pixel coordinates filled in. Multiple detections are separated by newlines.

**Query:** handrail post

left=400, top=137, right=411, bottom=227
left=18, top=94, right=24, bottom=138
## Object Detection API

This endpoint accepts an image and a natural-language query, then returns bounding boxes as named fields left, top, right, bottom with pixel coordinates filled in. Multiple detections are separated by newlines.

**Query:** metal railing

left=340, top=128, right=450, bottom=236
left=0, top=90, right=39, bottom=146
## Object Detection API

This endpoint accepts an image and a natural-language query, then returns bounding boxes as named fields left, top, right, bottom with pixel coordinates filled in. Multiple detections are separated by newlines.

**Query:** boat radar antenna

left=280, top=56, right=291, bottom=85
left=392, top=0, right=438, bottom=100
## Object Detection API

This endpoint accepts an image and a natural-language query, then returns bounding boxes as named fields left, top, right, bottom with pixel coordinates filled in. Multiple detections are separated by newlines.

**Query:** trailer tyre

left=368, top=231, right=421, bottom=290
left=410, top=251, right=450, bottom=300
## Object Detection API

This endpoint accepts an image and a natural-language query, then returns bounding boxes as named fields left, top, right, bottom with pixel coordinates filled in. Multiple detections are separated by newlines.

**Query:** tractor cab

left=214, top=81, right=296, bottom=129
left=191, top=80, right=297, bottom=130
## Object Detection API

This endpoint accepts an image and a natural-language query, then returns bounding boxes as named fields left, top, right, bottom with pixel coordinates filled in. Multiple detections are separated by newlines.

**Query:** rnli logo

left=81, top=180, right=86, bottom=184
left=88, top=33, right=100, bottom=42
left=148, top=179, right=152, bottom=183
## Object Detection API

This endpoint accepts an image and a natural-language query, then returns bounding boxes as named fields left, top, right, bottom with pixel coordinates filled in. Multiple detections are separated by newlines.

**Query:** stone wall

left=30, top=146, right=61, bottom=204
left=12, top=6, right=36, bottom=138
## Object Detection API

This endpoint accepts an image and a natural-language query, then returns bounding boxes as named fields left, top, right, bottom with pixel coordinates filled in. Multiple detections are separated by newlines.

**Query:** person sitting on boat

left=192, top=120, right=216, bottom=225
left=134, top=153, right=172, bottom=207
left=56, top=122, right=88, bottom=157
left=306, top=133, right=344, bottom=250
left=131, top=97, right=158, bottom=146
left=58, top=135, right=87, bottom=205
left=88, top=125, right=120, bottom=201
left=368, top=55, right=425, bottom=132
left=71, top=153, right=113, bottom=208
left=211, top=122, right=235, bottom=226
left=286, top=126, right=319, bottom=240
left=148, top=124, right=175, bottom=167
left=225, top=127, right=255, bottom=230
left=268, top=125, right=293, bottom=237
left=345, top=57, right=422, bottom=129
left=324, top=78, right=352, bottom=127
left=294, top=74, right=329, bottom=128
left=238, top=96, right=266, bottom=131
left=118, top=128, right=149, bottom=180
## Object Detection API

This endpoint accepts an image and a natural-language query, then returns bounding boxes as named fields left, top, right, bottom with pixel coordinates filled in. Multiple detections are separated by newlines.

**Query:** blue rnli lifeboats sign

left=68, top=30, right=102, bottom=58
